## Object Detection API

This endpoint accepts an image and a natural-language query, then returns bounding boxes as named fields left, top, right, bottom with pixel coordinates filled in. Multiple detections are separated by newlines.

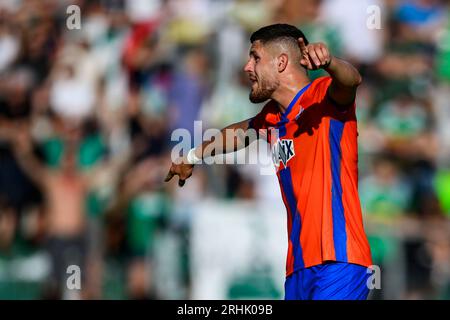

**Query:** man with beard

left=165, top=24, right=373, bottom=300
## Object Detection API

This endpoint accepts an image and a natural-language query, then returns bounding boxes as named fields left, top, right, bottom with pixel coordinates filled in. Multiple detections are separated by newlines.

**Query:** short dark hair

left=250, top=24, right=309, bottom=46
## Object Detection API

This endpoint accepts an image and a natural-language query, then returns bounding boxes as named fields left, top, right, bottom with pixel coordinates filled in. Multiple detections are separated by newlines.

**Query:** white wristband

left=186, top=148, right=202, bottom=165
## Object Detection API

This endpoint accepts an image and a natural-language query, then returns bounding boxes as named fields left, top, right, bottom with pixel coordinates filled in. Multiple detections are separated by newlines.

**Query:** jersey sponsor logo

left=272, top=139, right=295, bottom=167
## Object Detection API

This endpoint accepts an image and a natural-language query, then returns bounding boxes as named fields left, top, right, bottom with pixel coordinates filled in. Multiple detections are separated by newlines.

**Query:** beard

left=249, top=77, right=278, bottom=103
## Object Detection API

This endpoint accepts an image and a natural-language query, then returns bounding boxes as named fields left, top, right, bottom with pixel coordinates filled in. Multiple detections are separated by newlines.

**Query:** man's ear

left=277, top=53, right=288, bottom=73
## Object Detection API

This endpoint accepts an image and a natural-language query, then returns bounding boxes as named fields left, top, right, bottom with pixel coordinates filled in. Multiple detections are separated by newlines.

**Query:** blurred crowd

left=0, top=0, right=449, bottom=299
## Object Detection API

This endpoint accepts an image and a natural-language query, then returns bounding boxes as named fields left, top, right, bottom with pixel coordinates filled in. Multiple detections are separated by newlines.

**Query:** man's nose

left=243, top=60, right=253, bottom=73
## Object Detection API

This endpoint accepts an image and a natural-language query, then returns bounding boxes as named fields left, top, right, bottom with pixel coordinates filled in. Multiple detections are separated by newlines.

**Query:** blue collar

left=280, top=82, right=312, bottom=120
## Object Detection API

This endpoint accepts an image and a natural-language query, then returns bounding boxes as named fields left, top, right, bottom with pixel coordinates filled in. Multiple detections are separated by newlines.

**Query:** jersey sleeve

left=312, top=76, right=357, bottom=122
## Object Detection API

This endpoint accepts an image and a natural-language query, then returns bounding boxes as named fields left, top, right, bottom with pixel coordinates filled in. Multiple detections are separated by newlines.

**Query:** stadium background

left=0, top=0, right=449, bottom=299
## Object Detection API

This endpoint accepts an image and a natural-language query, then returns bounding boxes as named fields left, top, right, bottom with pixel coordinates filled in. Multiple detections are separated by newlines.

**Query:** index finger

left=164, top=167, right=175, bottom=182
left=298, top=38, right=308, bottom=53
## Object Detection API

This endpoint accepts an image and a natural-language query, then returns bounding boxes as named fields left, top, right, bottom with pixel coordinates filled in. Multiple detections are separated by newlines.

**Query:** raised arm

left=298, top=38, right=362, bottom=107
left=12, top=128, right=47, bottom=188
left=165, top=118, right=255, bottom=187
left=82, top=147, right=131, bottom=189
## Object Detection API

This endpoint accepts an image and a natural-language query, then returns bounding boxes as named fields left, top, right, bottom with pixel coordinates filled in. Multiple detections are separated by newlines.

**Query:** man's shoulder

left=309, top=76, right=333, bottom=92
left=301, top=76, right=333, bottom=105
left=256, top=100, right=280, bottom=117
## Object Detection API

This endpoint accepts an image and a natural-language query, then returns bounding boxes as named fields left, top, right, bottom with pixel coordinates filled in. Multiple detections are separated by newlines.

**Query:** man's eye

left=255, top=57, right=260, bottom=62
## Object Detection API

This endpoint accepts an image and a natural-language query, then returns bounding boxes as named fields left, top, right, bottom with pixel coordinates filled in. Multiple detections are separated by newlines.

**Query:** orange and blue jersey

left=249, top=76, right=372, bottom=278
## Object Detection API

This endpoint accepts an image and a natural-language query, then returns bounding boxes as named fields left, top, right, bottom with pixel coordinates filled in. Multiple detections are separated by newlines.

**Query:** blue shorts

left=284, top=261, right=371, bottom=300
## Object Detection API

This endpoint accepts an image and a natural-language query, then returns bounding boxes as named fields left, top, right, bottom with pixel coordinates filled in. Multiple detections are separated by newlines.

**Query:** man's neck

left=271, top=72, right=310, bottom=113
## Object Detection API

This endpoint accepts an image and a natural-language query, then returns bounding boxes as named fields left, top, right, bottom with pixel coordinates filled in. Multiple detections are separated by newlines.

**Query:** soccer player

left=165, top=24, right=373, bottom=300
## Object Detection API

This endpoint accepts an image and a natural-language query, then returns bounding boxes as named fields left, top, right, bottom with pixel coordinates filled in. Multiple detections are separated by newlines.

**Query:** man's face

left=244, top=41, right=279, bottom=103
